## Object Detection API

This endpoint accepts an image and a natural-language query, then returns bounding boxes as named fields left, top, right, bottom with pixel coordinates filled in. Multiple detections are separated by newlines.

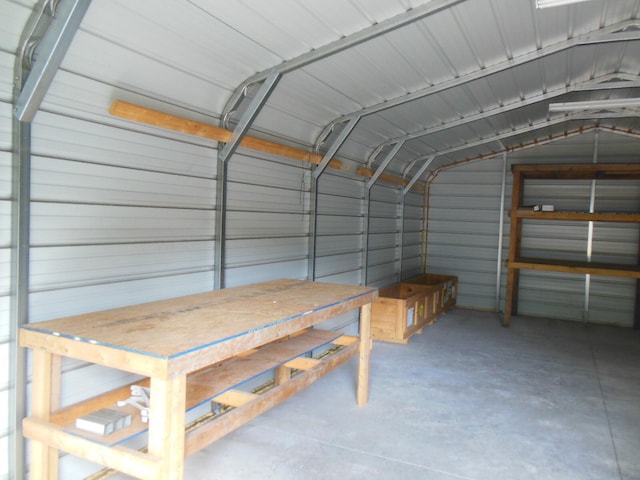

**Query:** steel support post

left=214, top=71, right=281, bottom=289
left=307, top=117, right=359, bottom=281
left=362, top=141, right=405, bottom=285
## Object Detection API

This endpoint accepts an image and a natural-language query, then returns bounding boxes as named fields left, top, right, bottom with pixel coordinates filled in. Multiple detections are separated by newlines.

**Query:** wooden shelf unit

left=20, top=279, right=378, bottom=479
left=504, top=163, right=640, bottom=327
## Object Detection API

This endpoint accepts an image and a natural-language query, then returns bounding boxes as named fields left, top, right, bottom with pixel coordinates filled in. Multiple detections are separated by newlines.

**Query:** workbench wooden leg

left=29, top=349, right=61, bottom=480
left=357, top=303, right=372, bottom=407
left=148, top=375, right=187, bottom=480
left=504, top=268, right=519, bottom=327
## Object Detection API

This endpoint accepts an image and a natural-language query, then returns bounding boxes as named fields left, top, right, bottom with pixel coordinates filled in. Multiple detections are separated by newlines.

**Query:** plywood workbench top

left=20, top=279, right=378, bottom=360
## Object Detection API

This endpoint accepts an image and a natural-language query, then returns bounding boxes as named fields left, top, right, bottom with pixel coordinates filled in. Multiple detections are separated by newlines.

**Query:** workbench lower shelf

left=23, top=329, right=360, bottom=478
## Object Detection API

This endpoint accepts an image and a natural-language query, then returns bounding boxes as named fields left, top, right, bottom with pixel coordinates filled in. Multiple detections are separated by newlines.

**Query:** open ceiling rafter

left=404, top=110, right=640, bottom=185
left=314, top=19, right=640, bottom=153
left=220, top=0, right=467, bottom=129
left=366, top=72, right=640, bottom=166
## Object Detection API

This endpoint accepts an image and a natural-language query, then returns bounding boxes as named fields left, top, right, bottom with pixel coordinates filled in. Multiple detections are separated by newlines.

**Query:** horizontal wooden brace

left=331, top=335, right=358, bottom=346
left=213, top=389, right=259, bottom=407
left=283, top=356, right=320, bottom=370
left=110, top=100, right=343, bottom=169
left=185, top=340, right=358, bottom=457
left=109, top=100, right=424, bottom=191
left=23, top=417, right=161, bottom=479
left=357, top=166, right=425, bottom=192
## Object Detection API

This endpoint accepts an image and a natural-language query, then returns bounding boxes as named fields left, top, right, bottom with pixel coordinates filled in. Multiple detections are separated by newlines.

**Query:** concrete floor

left=125, top=309, right=640, bottom=479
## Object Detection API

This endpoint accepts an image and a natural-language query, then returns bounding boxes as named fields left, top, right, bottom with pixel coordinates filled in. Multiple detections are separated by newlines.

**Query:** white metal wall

left=517, top=168, right=640, bottom=325
left=427, top=133, right=640, bottom=326
left=402, top=189, right=424, bottom=279
left=224, top=149, right=311, bottom=286
left=367, top=183, right=403, bottom=287
left=426, top=158, right=507, bottom=310
left=1, top=2, right=426, bottom=477
left=0, top=65, right=12, bottom=480
left=1, top=47, right=423, bottom=480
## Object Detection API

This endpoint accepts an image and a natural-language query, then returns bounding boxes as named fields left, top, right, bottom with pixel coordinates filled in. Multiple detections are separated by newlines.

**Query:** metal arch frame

left=15, top=0, right=92, bottom=122
left=220, top=0, right=467, bottom=128
left=219, top=0, right=466, bottom=283
left=315, top=19, right=640, bottom=151
left=366, top=73, right=640, bottom=167
left=361, top=141, right=405, bottom=286
left=401, top=111, right=623, bottom=197
left=307, top=117, right=360, bottom=281
left=10, top=1, right=92, bottom=478
left=214, top=70, right=282, bottom=290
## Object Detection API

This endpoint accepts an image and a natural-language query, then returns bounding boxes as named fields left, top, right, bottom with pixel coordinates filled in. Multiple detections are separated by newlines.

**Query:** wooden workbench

left=20, top=279, right=378, bottom=479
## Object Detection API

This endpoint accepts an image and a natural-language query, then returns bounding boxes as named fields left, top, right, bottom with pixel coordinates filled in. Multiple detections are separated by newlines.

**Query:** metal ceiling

left=18, top=0, right=640, bottom=181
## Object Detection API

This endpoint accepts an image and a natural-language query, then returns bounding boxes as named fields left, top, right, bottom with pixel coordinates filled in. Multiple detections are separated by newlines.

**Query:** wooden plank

left=109, top=101, right=423, bottom=192
left=185, top=341, right=359, bottom=456
left=19, top=329, right=167, bottom=378
left=29, top=349, right=59, bottom=480
left=185, top=329, right=341, bottom=408
left=148, top=375, right=187, bottom=480
left=331, top=335, right=358, bottom=346
left=358, top=303, right=372, bottom=407
left=20, top=280, right=377, bottom=375
left=23, top=417, right=161, bottom=479
left=356, top=166, right=425, bottom=192
left=512, top=163, right=640, bottom=180
left=56, top=329, right=343, bottom=447
left=283, top=357, right=320, bottom=370
left=213, top=390, right=258, bottom=408
left=508, top=257, right=640, bottom=278
left=511, top=209, right=640, bottom=222
left=274, top=365, right=291, bottom=385
left=50, top=379, right=151, bottom=427
left=504, top=166, right=524, bottom=327
left=109, top=100, right=344, bottom=170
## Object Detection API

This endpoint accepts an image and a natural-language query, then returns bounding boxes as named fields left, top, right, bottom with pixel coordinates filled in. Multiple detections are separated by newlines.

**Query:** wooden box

left=404, top=273, right=458, bottom=315
left=371, top=283, right=438, bottom=344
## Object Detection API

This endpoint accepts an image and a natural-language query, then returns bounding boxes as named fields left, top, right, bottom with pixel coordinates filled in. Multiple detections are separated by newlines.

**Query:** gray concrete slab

left=113, top=309, right=640, bottom=479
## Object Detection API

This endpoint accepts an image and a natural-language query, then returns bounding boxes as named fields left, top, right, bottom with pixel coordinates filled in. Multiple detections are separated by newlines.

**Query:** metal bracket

left=366, top=140, right=405, bottom=190
left=117, top=385, right=151, bottom=423
left=15, top=0, right=92, bottom=122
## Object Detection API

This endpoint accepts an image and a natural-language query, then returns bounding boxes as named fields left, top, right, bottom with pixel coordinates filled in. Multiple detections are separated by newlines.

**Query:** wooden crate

left=404, top=273, right=458, bottom=315
left=371, top=283, right=439, bottom=344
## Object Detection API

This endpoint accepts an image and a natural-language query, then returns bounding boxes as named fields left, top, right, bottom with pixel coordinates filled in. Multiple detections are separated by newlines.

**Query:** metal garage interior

left=2, top=0, right=640, bottom=478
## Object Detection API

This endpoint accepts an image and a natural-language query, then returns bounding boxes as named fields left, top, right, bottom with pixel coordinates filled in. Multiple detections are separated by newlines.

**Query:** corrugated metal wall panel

left=223, top=150, right=311, bottom=288
left=12, top=59, right=220, bottom=476
left=0, top=13, right=17, bottom=475
left=426, top=158, right=506, bottom=310
left=315, top=171, right=364, bottom=285
left=367, top=184, right=402, bottom=287
left=428, top=134, right=640, bottom=325
left=402, top=190, right=423, bottom=278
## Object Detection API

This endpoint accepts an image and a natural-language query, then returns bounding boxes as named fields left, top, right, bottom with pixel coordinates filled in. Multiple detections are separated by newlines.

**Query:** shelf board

left=62, top=328, right=348, bottom=446
left=508, top=257, right=640, bottom=278
left=511, top=209, right=640, bottom=222
left=512, top=163, right=640, bottom=180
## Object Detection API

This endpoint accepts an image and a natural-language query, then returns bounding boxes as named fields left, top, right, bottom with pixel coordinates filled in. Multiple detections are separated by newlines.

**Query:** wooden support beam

left=110, top=100, right=424, bottom=191
left=357, top=166, right=425, bottom=192
left=23, top=418, right=161, bottom=479
left=110, top=100, right=343, bottom=170
left=213, top=390, right=259, bottom=408
left=283, top=357, right=320, bottom=370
